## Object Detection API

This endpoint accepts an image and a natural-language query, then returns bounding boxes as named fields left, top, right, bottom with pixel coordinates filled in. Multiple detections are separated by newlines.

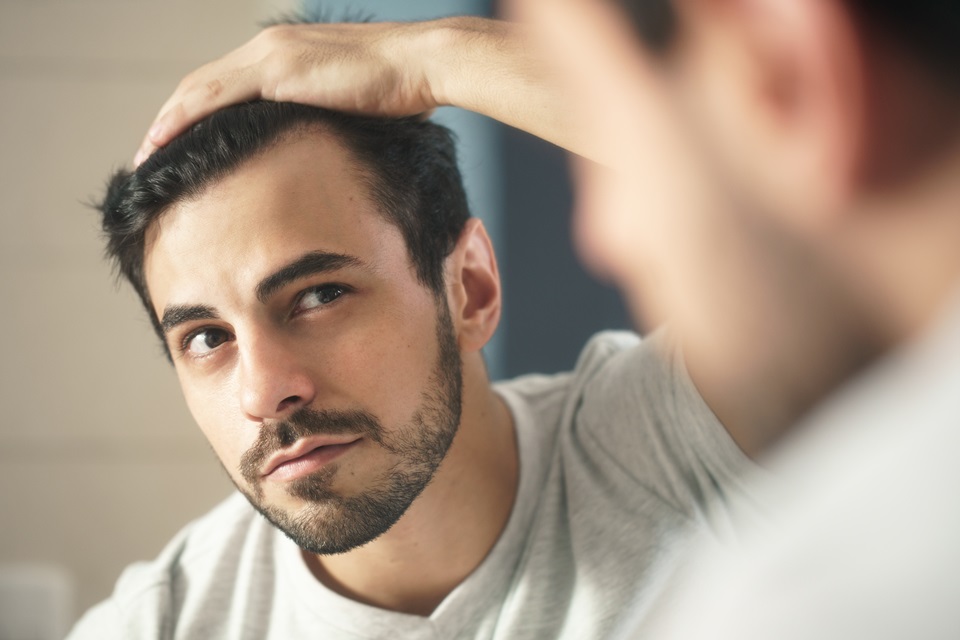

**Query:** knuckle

left=261, top=55, right=294, bottom=101
left=204, top=77, right=224, bottom=99
left=162, top=102, right=186, bottom=126
left=255, top=25, right=303, bottom=71
left=257, top=23, right=293, bottom=46
left=176, top=63, right=212, bottom=94
left=176, top=72, right=196, bottom=93
left=258, top=52, right=284, bottom=86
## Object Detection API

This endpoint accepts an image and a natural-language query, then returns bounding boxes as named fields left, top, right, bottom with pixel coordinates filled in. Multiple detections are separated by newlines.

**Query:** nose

left=238, top=331, right=317, bottom=421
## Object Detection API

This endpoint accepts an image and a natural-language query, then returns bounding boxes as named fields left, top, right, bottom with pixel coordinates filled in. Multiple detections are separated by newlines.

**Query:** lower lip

left=266, top=440, right=359, bottom=481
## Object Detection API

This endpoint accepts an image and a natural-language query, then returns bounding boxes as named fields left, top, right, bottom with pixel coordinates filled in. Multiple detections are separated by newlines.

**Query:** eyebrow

left=160, top=304, right=219, bottom=335
left=158, top=251, right=363, bottom=336
left=255, top=251, right=363, bottom=304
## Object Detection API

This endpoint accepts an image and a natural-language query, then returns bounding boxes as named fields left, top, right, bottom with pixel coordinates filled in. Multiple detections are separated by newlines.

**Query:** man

left=134, top=0, right=960, bottom=637
left=70, top=101, right=752, bottom=638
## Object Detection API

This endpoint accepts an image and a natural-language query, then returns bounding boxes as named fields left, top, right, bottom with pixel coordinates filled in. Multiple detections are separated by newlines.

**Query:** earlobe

left=444, top=218, right=502, bottom=353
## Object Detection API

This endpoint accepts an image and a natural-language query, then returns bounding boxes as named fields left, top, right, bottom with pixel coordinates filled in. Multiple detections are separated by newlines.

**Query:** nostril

left=277, top=395, right=302, bottom=412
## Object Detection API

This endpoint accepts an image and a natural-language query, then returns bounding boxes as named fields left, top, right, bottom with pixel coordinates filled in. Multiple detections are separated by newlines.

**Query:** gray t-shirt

left=68, top=331, right=753, bottom=639
left=624, top=296, right=960, bottom=640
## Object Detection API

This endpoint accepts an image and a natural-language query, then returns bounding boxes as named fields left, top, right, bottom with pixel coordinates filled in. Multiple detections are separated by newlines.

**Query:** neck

left=840, top=132, right=960, bottom=346
left=843, top=35, right=960, bottom=344
left=303, top=353, right=518, bottom=616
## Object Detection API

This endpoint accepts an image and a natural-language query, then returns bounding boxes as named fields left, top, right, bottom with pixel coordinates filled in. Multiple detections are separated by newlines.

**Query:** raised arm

left=135, top=17, right=594, bottom=165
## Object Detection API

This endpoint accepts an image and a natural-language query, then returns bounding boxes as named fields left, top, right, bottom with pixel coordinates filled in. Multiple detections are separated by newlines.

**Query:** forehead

left=142, top=129, right=411, bottom=311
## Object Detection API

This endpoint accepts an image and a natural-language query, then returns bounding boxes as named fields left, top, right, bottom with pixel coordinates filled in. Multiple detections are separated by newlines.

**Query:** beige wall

left=0, top=0, right=298, bottom=633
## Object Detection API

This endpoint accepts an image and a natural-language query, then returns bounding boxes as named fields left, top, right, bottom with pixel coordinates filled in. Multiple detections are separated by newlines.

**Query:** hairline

left=140, top=121, right=441, bottom=318
left=141, top=121, right=432, bottom=296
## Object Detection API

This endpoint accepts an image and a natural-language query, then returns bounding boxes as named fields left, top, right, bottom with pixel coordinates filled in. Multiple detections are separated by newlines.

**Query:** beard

left=231, top=299, right=463, bottom=555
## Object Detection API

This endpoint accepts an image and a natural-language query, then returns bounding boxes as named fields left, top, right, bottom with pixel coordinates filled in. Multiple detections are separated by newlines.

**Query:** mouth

left=261, top=436, right=362, bottom=481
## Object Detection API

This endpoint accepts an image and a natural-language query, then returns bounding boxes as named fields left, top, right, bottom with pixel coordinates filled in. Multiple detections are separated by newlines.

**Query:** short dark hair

left=618, top=0, right=960, bottom=89
left=97, top=102, right=471, bottom=355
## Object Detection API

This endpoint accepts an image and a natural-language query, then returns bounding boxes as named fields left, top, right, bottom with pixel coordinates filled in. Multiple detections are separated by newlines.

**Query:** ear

left=676, top=0, right=866, bottom=227
left=443, top=218, right=502, bottom=353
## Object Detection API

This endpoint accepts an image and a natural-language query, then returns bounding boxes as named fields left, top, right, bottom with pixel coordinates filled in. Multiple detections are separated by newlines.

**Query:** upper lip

left=261, top=435, right=361, bottom=477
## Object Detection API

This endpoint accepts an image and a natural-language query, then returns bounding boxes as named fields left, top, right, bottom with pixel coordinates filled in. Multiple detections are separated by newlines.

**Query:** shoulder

left=493, top=330, right=685, bottom=432
left=578, top=328, right=684, bottom=421
left=553, top=329, right=754, bottom=527
left=569, top=329, right=684, bottom=430
left=573, top=330, right=644, bottom=377
left=114, top=492, right=258, bottom=597
left=68, top=493, right=266, bottom=639
left=494, top=330, right=643, bottom=407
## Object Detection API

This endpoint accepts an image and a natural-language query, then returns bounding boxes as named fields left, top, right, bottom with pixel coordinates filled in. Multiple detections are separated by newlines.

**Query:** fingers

left=134, top=62, right=261, bottom=166
left=131, top=20, right=443, bottom=167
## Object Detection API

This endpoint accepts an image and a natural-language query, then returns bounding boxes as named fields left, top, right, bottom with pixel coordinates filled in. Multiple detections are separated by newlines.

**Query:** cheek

left=298, top=296, right=444, bottom=423
left=343, top=320, right=438, bottom=407
left=178, top=369, right=252, bottom=473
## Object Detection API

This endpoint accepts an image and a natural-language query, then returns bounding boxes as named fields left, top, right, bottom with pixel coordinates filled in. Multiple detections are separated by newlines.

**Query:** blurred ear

left=444, top=218, right=502, bottom=353
left=675, top=0, right=866, bottom=227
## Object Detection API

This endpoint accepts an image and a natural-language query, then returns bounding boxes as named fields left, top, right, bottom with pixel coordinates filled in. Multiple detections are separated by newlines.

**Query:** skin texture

left=143, top=129, right=518, bottom=615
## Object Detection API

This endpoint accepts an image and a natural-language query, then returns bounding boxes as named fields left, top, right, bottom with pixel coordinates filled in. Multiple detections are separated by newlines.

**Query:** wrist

left=416, top=16, right=501, bottom=109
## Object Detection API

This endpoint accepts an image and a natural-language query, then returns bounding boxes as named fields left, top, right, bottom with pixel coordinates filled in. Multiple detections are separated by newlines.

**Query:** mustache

left=239, top=407, right=384, bottom=484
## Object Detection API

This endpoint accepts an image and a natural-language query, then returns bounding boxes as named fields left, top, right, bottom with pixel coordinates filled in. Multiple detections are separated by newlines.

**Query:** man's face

left=143, top=130, right=462, bottom=554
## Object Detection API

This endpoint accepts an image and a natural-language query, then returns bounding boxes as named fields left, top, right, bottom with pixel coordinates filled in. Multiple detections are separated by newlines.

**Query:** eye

left=296, top=284, right=346, bottom=312
left=183, top=328, right=232, bottom=356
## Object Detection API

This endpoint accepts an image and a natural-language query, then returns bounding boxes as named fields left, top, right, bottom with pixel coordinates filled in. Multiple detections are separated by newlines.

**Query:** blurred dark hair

left=849, top=1, right=960, bottom=88
left=616, top=0, right=677, bottom=53
left=618, top=0, right=960, bottom=89
left=97, top=102, right=471, bottom=354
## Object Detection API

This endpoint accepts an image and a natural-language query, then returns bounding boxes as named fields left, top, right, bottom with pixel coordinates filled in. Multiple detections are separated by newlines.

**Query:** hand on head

left=134, top=16, right=587, bottom=168
left=135, top=20, right=441, bottom=166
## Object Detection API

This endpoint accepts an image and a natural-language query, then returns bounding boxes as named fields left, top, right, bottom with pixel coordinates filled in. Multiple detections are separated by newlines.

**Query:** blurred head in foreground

left=512, top=0, right=960, bottom=438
